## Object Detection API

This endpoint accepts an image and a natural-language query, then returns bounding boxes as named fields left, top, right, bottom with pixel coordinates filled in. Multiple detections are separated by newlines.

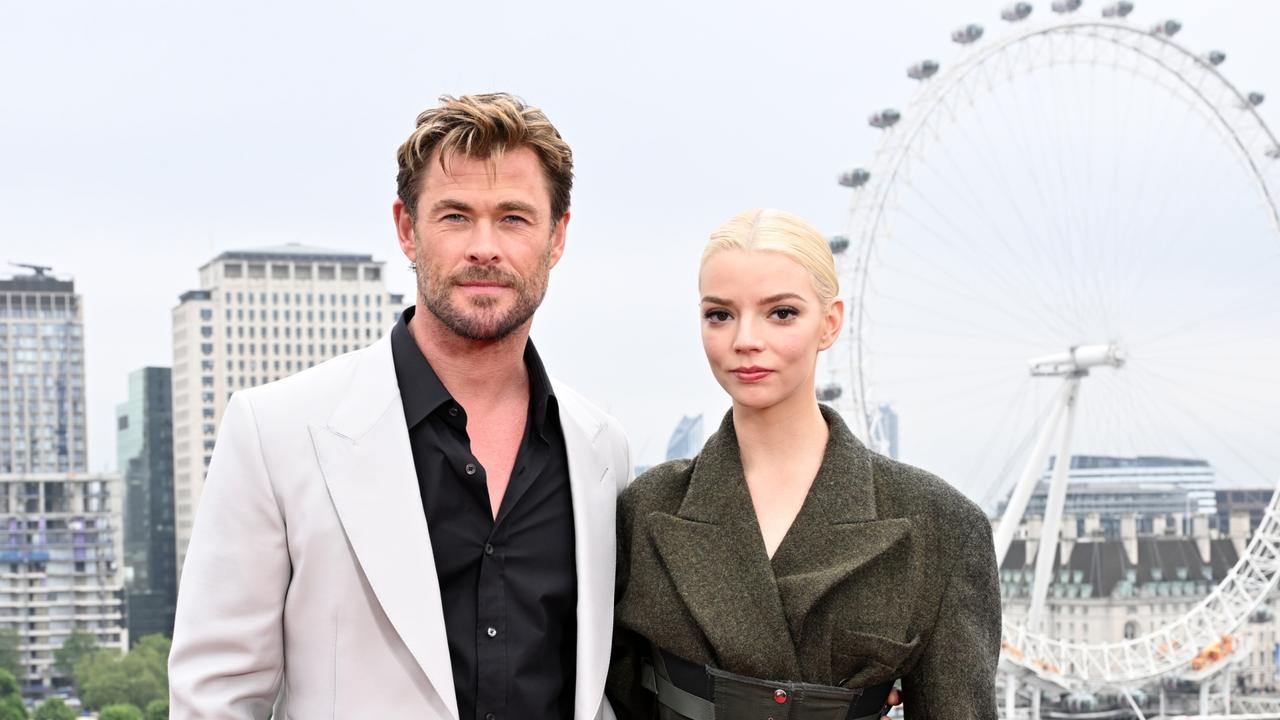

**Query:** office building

left=171, top=244, right=403, bottom=572
left=117, top=367, right=176, bottom=643
left=0, top=266, right=87, bottom=474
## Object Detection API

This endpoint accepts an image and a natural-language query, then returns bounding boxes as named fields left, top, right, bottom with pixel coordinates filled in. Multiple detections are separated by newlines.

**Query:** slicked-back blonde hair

left=396, top=93, right=574, bottom=222
left=702, top=209, right=840, bottom=303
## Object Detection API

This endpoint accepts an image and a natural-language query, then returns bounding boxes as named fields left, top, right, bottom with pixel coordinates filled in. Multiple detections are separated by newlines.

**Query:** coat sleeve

left=606, top=490, right=656, bottom=720
left=168, top=392, right=291, bottom=719
left=902, top=514, right=1001, bottom=719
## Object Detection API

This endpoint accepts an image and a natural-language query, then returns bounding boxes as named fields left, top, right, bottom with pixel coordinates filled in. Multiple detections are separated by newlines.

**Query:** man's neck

left=408, top=303, right=531, bottom=410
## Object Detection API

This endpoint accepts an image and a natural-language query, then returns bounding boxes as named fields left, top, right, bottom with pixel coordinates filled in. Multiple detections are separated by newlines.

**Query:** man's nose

left=465, top=221, right=501, bottom=265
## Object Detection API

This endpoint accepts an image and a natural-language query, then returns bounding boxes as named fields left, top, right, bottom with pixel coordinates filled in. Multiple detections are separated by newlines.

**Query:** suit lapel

left=648, top=412, right=803, bottom=680
left=309, top=336, right=459, bottom=720
left=555, top=382, right=616, bottom=720
left=771, top=406, right=912, bottom=651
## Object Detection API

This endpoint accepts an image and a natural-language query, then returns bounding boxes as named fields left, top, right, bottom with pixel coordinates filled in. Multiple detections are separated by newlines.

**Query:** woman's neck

left=733, top=392, right=829, bottom=480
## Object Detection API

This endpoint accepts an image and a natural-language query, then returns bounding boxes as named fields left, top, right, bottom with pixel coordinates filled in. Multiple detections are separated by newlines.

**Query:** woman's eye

left=771, top=307, right=799, bottom=321
left=703, top=310, right=731, bottom=323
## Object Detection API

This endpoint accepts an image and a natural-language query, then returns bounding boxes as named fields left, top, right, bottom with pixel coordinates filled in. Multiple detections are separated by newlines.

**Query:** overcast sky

left=3, top=0, right=1278, bottom=499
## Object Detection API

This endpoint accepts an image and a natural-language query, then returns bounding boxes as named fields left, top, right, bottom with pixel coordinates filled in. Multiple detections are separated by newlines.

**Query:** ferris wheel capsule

left=869, top=109, right=901, bottom=129
left=838, top=169, right=870, bottom=188
left=952, top=24, right=985, bottom=44
left=1267, top=146, right=1280, bottom=159
left=1051, top=0, right=1081, bottom=13
left=1246, top=92, right=1266, bottom=108
left=828, top=235, right=851, bottom=254
left=1151, top=19, right=1182, bottom=37
left=816, top=384, right=843, bottom=402
left=1001, top=3, right=1033, bottom=22
left=907, top=59, right=940, bottom=80
left=1204, top=50, right=1227, bottom=66
left=1102, top=1, right=1134, bottom=18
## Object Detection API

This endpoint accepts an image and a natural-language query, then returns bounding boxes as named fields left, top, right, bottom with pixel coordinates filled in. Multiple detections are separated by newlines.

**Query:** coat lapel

left=309, top=336, right=459, bottom=720
left=554, top=381, right=617, bottom=720
left=771, top=407, right=912, bottom=654
left=647, top=412, right=803, bottom=680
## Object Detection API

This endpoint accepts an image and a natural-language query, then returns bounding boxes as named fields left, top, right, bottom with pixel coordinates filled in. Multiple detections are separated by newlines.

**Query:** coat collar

left=647, top=405, right=911, bottom=679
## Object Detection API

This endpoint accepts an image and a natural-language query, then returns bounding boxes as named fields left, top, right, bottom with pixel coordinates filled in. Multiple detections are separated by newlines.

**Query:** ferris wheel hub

left=1027, top=343, right=1126, bottom=377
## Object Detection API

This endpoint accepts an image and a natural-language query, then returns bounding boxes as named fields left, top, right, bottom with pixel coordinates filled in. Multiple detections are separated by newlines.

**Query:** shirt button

left=465, top=463, right=477, bottom=475
left=484, top=543, right=495, bottom=556
left=486, top=627, right=497, bottom=638
left=448, top=406, right=459, bottom=417
left=485, top=714, right=496, bottom=720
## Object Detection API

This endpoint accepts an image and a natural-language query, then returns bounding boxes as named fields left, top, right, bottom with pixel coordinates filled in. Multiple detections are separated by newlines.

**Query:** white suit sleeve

left=169, top=392, right=291, bottom=719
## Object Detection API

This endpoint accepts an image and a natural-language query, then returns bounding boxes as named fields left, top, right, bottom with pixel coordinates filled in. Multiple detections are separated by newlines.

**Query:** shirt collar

left=390, top=306, right=557, bottom=435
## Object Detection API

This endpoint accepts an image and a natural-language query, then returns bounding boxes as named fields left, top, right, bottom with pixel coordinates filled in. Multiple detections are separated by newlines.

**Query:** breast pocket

left=832, top=631, right=920, bottom=689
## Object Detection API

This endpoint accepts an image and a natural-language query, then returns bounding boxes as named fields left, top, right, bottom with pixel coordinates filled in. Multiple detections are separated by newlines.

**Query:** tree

left=144, top=698, right=167, bottom=720
left=98, top=706, right=143, bottom=720
left=53, top=630, right=97, bottom=679
left=32, top=698, right=75, bottom=720
left=0, top=669, right=25, bottom=720
left=0, top=630, right=21, bottom=682
left=73, top=635, right=170, bottom=711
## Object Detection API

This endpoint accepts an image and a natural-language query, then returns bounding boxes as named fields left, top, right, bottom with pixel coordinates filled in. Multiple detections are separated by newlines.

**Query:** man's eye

left=441, top=213, right=467, bottom=222
left=501, top=215, right=530, bottom=224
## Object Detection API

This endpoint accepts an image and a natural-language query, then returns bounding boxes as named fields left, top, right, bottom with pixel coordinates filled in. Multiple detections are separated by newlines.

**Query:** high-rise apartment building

left=666, top=415, right=704, bottom=461
left=0, top=265, right=125, bottom=694
left=0, top=473, right=126, bottom=692
left=0, top=266, right=87, bottom=474
left=117, top=367, right=176, bottom=643
left=171, top=244, right=403, bottom=572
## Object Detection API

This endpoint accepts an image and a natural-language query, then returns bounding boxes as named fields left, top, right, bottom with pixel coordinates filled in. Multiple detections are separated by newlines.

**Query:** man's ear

left=394, top=198, right=417, bottom=264
left=548, top=210, right=570, bottom=268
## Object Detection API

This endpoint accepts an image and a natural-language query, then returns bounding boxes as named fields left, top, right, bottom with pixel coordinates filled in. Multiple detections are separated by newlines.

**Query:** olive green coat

left=607, top=406, right=1000, bottom=719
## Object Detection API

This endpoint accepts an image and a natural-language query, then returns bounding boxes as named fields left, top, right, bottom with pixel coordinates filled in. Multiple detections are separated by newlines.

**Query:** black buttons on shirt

left=485, top=714, right=496, bottom=720
left=465, top=463, right=477, bottom=475
left=486, top=627, right=498, bottom=638
left=484, top=543, right=495, bottom=556
left=448, top=406, right=459, bottom=417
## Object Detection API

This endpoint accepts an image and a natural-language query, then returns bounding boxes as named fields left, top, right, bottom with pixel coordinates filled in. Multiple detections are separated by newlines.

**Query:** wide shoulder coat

left=607, top=406, right=1001, bottom=719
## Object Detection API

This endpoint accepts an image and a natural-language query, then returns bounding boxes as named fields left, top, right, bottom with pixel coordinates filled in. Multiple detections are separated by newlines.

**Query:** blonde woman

left=607, top=209, right=1001, bottom=719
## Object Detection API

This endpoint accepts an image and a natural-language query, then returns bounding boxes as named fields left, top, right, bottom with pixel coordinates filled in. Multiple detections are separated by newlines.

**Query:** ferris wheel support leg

left=1030, top=688, right=1041, bottom=720
left=1200, top=681, right=1210, bottom=716
left=1122, top=688, right=1148, bottom=720
left=993, top=378, right=1075, bottom=566
left=1027, top=378, right=1082, bottom=631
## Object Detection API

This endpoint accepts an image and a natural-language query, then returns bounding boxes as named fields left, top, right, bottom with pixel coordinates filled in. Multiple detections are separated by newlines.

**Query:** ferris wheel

left=820, top=0, right=1280, bottom=709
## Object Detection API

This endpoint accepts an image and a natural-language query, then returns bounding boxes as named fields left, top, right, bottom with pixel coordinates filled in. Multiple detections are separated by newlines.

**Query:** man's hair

left=396, top=93, right=574, bottom=223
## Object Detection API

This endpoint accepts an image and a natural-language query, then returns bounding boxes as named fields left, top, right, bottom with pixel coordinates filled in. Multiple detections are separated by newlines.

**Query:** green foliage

left=53, top=630, right=97, bottom=679
left=99, top=705, right=144, bottom=720
left=0, top=631, right=21, bottom=683
left=73, top=635, right=170, bottom=711
left=144, top=698, right=168, bottom=720
left=0, top=668, right=25, bottom=720
left=33, top=697, right=75, bottom=720
left=143, top=696, right=168, bottom=720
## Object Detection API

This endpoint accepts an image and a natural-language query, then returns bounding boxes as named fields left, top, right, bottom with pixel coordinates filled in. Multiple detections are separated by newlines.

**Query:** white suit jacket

left=169, top=333, right=630, bottom=719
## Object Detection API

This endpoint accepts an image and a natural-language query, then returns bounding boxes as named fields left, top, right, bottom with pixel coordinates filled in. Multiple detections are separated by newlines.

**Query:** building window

left=341, top=265, right=358, bottom=281
left=248, top=263, right=266, bottom=279
left=225, top=264, right=243, bottom=279
left=200, top=308, right=214, bottom=321
left=201, top=343, right=214, bottom=355
left=271, top=265, right=289, bottom=280
left=364, top=267, right=381, bottom=282
left=318, top=265, right=336, bottom=280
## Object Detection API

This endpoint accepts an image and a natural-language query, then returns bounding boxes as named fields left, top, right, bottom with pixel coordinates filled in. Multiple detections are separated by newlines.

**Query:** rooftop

left=201, top=243, right=377, bottom=267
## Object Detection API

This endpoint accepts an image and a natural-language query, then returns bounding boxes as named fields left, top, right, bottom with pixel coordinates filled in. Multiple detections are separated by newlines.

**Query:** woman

left=607, top=209, right=1001, bottom=719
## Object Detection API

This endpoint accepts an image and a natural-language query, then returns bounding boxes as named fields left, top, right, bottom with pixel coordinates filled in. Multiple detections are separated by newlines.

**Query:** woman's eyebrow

left=759, top=293, right=807, bottom=304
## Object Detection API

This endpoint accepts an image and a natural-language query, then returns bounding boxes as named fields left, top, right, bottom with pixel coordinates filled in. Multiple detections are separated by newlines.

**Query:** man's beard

left=417, top=247, right=552, bottom=342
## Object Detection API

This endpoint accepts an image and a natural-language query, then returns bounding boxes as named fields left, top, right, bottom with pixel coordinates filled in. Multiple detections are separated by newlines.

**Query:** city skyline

left=4, top=0, right=1278, bottom=495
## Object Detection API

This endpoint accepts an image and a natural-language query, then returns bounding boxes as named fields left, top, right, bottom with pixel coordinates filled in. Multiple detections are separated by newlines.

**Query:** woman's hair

left=702, top=209, right=840, bottom=303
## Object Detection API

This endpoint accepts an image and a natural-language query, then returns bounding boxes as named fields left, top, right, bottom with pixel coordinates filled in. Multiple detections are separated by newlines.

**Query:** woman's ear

left=818, top=297, right=845, bottom=351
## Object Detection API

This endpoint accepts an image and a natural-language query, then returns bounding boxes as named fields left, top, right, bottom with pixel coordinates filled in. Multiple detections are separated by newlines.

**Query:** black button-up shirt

left=391, top=308, right=577, bottom=720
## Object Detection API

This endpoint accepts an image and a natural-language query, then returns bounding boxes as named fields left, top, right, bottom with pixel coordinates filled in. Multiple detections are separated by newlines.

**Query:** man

left=169, top=93, right=631, bottom=719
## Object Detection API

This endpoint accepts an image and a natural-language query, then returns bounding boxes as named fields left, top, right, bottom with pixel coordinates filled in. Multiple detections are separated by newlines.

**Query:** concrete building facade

left=171, top=244, right=403, bottom=572
left=116, top=367, right=176, bottom=643
left=0, top=268, right=87, bottom=475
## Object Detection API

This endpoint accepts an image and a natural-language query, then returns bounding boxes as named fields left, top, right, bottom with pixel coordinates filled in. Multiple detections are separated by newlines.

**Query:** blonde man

left=169, top=93, right=631, bottom=720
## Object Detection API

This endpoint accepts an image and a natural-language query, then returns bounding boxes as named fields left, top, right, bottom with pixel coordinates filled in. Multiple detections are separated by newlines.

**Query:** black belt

left=641, top=649, right=894, bottom=720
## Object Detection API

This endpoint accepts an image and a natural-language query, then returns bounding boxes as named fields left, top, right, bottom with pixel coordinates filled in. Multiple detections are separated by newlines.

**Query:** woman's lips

left=731, top=368, right=773, bottom=383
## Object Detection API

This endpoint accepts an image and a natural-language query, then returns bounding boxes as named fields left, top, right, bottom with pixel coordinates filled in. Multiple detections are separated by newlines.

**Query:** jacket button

left=465, top=463, right=477, bottom=475
left=774, top=688, right=788, bottom=703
